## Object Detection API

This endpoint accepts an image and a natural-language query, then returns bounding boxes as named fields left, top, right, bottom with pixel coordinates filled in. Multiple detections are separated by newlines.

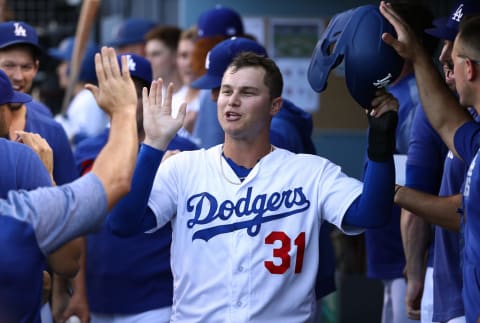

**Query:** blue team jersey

left=0, top=139, right=104, bottom=322
left=0, top=139, right=52, bottom=197
left=365, top=73, right=417, bottom=279
left=406, top=103, right=448, bottom=269
left=25, top=106, right=78, bottom=184
left=270, top=98, right=316, bottom=154
left=75, top=129, right=198, bottom=314
left=454, top=121, right=480, bottom=322
left=431, top=111, right=478, bottom=321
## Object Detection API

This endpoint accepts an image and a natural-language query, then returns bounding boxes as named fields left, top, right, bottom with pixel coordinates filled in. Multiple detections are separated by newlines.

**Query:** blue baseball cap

left=117, top=53, right=152, bottom=85
left=308, top=5, right=404, bottom=109
left=0, top=69, right=31, bottom=105
left=108, top=18, right=157, bottom=48
left=197, top=6, right=244, bottom=39
left=0, top=21, right=41, bottom=56
left=190, top=37, right=267, bottom=89
left=49, top=37, right=99, bottom=83
left=425, top=0, right=480, bottom=41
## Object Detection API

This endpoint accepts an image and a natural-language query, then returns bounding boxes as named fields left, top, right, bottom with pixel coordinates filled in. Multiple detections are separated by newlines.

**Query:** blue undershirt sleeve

left=107, top=144, right=164, bottom=236
left=342, top=158, right=395, bottom=228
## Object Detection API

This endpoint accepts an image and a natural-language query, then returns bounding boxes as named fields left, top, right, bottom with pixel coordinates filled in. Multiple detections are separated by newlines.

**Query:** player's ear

left=270, top=97, right=282, bottom=116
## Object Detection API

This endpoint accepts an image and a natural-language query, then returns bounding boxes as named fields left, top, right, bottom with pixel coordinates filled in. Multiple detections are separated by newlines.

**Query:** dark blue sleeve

left=107, top=144, right=164, bottom=236
left=342, top=158, right=395, bottom=228
left=16, top=146, right=52, bottom=189
left=270, top=119, right=301, bottom=153
left=454, top=120, right=480, bottom=165
left=405, top=106, right=447, bottom=193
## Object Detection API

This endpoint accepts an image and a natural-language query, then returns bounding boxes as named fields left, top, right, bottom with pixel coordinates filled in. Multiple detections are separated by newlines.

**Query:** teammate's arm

left=395, top=187, right=461, bottom=231
left=107, top=79, right=186, bottom=236
left=342, top=90, right=398, bottom=228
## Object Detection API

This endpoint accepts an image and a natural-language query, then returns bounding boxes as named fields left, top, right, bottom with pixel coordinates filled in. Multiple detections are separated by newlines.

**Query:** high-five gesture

left=85, top=47, right=137, bottom=118
left=142, top=79, right=187, bottom=150
left=379, top=1, right=426, bottom=63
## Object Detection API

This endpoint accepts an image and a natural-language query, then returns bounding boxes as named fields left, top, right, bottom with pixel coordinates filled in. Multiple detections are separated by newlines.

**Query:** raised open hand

left=142, top=79, right=187, bottom=150
left=85, top=47, right=137, bottom=118
left=379, top=1, right=425, bottom=62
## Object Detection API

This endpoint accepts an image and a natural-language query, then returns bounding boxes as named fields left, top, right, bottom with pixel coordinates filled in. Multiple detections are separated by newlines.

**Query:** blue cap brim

left=7, top=91, right=31, bottom=105
left=48, top=48, right=69, bottom=61
left=0, top=40, right=41, bottom=56
left=425, top=24, right=457, bottom=41
left=190, top=73, right=222, bottom=89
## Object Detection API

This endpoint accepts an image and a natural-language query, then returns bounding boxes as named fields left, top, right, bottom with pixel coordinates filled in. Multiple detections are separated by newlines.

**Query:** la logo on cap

left=13, top=22, right=27, bottom=37
left=126, top=55, right=136, bottom=71
left=452, top=4, right=464, bottom=22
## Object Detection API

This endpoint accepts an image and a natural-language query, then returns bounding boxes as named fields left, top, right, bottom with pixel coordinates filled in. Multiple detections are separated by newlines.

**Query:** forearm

left=342, top=158, right=395, bottom=228
left=70, top=238, right=87, bottom=299
left=92, top=110, right=138, bottom=210
left=107, top=144, right=164, bottom=236
left=395, top=187, right=461, bottom=231
left=401, top=208, right=430, bottom=280
left=413, top=52, right=471, bottom=153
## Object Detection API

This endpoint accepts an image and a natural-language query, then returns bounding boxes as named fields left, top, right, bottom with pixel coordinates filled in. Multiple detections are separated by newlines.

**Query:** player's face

left=177, top=39, right=197, bottom=85
left=451, top=38, right=473, bottom=108
left=217, top=66, right=280, bottom=140
left=146, top=39, right=177, bottom=81
left=0, top=48, right=39, bottom=94
left=439, top=40, right=456, bottom=91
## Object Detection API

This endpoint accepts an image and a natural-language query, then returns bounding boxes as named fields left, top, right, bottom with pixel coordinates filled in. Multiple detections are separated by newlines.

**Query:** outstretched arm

left=396, top=186, right=461, bottom=231
left=107, top=80, right=186, bottom=236
left=85, top=47, right=139, bottom=210
left=343, top=90, right=398, bottom=228
left=379, top=1, right=471, bottom=157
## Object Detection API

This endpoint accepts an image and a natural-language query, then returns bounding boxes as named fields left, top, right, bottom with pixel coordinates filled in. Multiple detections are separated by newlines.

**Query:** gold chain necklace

left=219, top=145, right=275, bottom=185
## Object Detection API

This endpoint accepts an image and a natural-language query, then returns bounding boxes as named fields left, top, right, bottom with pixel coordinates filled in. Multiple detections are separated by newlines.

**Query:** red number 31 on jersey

left=264, top=231, right=306, bottom=274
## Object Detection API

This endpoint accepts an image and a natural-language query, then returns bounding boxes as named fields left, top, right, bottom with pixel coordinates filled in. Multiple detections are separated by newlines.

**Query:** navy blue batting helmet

left=308, top=5, right=404, bottom=109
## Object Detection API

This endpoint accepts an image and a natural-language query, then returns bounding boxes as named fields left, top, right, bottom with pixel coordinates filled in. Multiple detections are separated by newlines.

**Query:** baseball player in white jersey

left=107, top=52, right=399, bottom=322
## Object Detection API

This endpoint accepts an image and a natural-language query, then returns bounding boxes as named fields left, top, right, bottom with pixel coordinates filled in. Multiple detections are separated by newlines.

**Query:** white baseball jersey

left=148, top=145, right=363, bottom=322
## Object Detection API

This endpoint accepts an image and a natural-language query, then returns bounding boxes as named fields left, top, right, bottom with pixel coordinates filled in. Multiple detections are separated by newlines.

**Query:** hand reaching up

left=85, top=47, right=137, bottom=118
left=379, top=1, right=426, bottom=63
left=142, top=79, right=187, bottom=150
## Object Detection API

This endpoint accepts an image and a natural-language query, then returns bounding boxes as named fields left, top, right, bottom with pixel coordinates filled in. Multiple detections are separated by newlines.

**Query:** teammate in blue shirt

left=0, top=21, right=77, bottom=185
left=0, top=47, right=140, bottom=323
left=381, top=2, right=480, bottom=321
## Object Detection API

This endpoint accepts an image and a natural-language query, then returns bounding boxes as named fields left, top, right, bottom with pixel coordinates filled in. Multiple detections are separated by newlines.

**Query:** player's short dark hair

left=389, top=1, right=438, bottom=57
left=145, top=25, right=182, bottom=51
left=228, top=52, right=283, bottom=99
left=458, top=15, right=480, bottom=57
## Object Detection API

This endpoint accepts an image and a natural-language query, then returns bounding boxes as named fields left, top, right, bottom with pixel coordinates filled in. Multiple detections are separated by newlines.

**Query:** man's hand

left=366, top=89, right=398, bottom=162
left=16, top=131, right=54, bottom=182
left=369, top=88, right=399, bottom=117
left=142, top=79, right=187, bottom=150
left=379, top=1, right=426, bottom=63
left=404, top=273, right=423, bottom=320
left=85, top=47, right=137, bottom=118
